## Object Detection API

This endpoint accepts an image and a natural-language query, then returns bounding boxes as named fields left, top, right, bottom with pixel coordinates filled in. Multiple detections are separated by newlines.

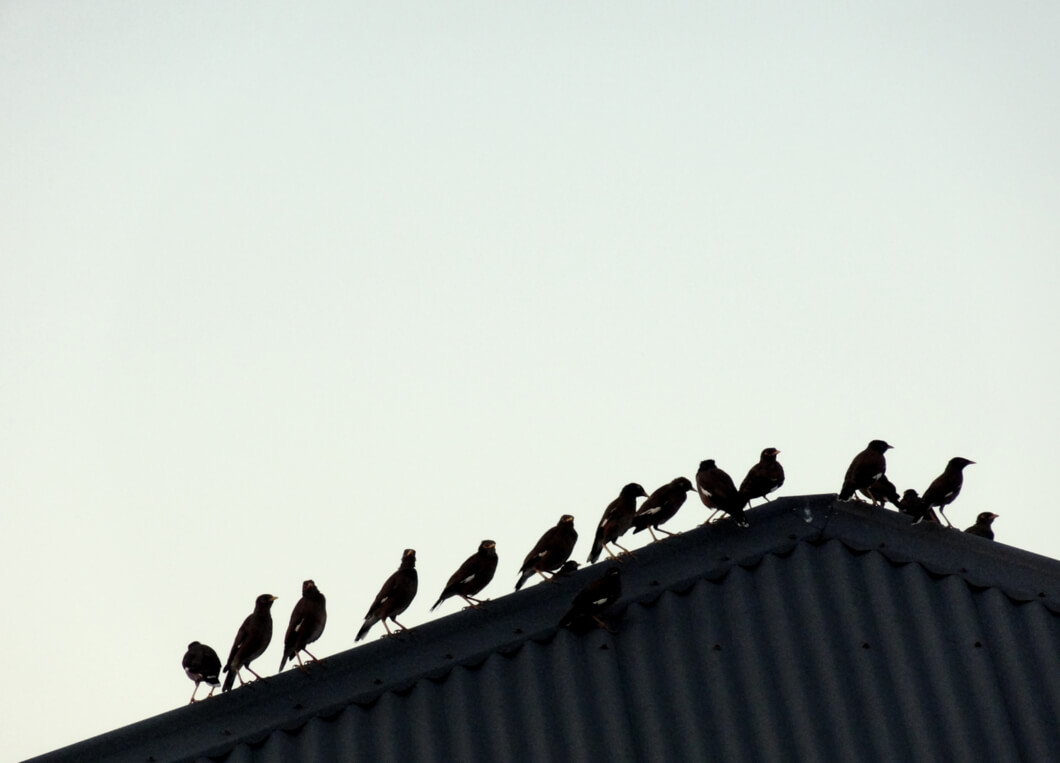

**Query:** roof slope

left=31, top=496, right=1060, bottom=763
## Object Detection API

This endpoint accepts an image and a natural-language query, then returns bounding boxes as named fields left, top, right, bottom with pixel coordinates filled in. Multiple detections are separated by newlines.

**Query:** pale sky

left=3, top=3, right=1058, bottom=759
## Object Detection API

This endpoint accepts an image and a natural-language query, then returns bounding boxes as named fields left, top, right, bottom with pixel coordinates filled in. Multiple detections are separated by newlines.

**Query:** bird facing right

left=432, top=539, right=498, bottom=611
left=838, top=439, right=893, bottom=501
left=515, top=515, right=578, bottom=590
left=964, top=511, right=998, bottom=540
left=738, top=447, right=785, bottom=507
left=921, top=457, right=975, bottom=526
left=588, top=482, right=648, bottom=563
left=356, top=549, right=418, bottom=641
left=182, top=641, right=222, bottom=703
left=222, top=593, right=277, bottom=693
left=279, top=580, right=327, bottom=672
left=632, top=477, right=694, bottom=541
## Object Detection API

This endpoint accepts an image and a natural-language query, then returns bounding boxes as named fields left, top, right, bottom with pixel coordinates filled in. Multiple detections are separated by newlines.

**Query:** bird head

left=762, top=447, right=780, bottom=459
left=674, top=476, right=694, bottom=492
left=869, top=440, right=893, bottom=452
left=622, top=482, right=648, bottom=499
left=480, top=540, right=496, bottom=550
left=302, top=580, right=317, bottom=593
left=698, top=459, right=716, bottom=471
left=949, top=457, right=975, bottom=470
left=559, top=514, right=575, bottom=525
left=978, top=512, right=998, bottom=524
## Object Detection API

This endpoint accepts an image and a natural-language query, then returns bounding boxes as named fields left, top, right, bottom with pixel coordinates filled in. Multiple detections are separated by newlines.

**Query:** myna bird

left=432, top=540, right=498, bottom=611
left=182, top=641, right=222, bottom=703
left=515, top=515, right=578, bottom=590
left=738, top=448, right=785, bottom=507
left=632, top=477, right=694, bottom=541
left=279, top=580, right=327, bottom=672
left=588, top=482, right=648, bottom=563
left=695, top=460, right=748, bottom=526
left=559, top=567, right=622, bottom=632
left=356, top=549, right=418, bottom=641
left=221, top=593, right=277, bottom=693
left=898, top=488, right=939, bottom=524
left=922, top=457, right=975, bottom=527
left=861, top=474, right=901, bottom=509
left=838, top=440, right=893, bottom=501
left=965, top=512, right=998, bottom=540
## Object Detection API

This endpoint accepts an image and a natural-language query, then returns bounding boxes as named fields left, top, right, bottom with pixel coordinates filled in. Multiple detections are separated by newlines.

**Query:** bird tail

left=514, top=569, right=532, bottom=591
left=588, top=539, right=602, bottom=564
left=355, top=616, right=378, bottom=642
left=279, top=654, right=289, bottom=672
left=221, top=668, right=236, bottom=693
left=430, top=596, right=445, bottom=612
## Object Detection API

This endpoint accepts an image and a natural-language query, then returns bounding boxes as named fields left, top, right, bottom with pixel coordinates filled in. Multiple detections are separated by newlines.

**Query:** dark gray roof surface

left=31, top=495, right=1060, bottom=763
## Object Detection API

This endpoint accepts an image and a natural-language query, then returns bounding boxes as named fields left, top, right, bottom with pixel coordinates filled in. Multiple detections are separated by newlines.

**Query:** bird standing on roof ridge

left=356, top=549, right=418, bottom=641
left=898, top=488, right=939, bottom=524
left=695, top=460, right=748, bottom=526
left=515, top=515, right=578, bottom=590
left=559, top=567, right=622, bottom=632
left=862, top=474, right=901, bottom=509
left=432, top=540, right=498, bottom=611
left=739, top=448, right=785, bottom=507
left=588, top=482, right=648, bottom=563
left=279, top=580, right=327, bottom=672
left=632, top=477, right=694, bottom=541
left=921, top=457, right=975, bottom=527
left=182, top=641, right=222, bottom=703
left=838, top=440, right=892, bottom=501
left=222, top=593, right=277, bottom=693
left=964, top=512, right=998, bottom=540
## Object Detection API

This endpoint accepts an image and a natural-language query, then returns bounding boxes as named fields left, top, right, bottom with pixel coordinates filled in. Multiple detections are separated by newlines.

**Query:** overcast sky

left=3, top=3, right=1059, bottom=759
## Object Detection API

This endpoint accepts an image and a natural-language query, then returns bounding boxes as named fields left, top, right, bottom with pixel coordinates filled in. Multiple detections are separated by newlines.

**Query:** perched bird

left=898, top=488, right=939, bottom=524
left=182, top=641, right=222, bottom=704
left=922, top=457, right=975, bottom=527
left=861, top=474, right=901, bottom=509
left=738, top=448, right=785, bottom=507
left=432, top=540, right=498, bottom=611
left=356, top=549, right=418, bottom=641
left=559, top=567, right=622, bottom=632
left=588, top=482, right=648, bottom=563
left=222, top=594, right=277, bottom=693
left=839, top=440, right=893, bottom=501
left=695, top=460, right=748, bottom=526
left=515, top=515, right=578, bottom=590
left=632, top=477, right=694, bottom=540
left=279, top=580, right=327, bottom=672
left=965, top=512, right=999, bottom=540
left=554, top=560, right=581, bottom=576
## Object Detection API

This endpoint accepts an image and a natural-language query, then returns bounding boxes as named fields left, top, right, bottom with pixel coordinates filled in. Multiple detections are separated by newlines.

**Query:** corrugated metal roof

left=31, top=495, right=1060, bottom=763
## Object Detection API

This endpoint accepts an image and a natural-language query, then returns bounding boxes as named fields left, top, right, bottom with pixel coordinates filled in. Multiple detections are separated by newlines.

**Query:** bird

left=221, top=593, right=277, bottom=693
left=182, top=641, right=222, bottom=703
left=632, top=477, right=694, bottom=541
left=695, top=460, right=748, bottom=526
left=555, top=560, right=581, bottom=576
left=515, top=515, right=578, bottom=590
left=861, top=474, right=901, bottom=509
left=431, top=540, right=498, bottom=611
left=898, top=488, right=939, bottom=524
left=921, top=457, right=975, bottom=527
left=965, top=512, right=998, bottom=540
left=356, top=548, right=418, bottom=641
left=838, top=440, right=893, bottom=501
left=279, top=580, right=327, bottom=672
left=588, top=482, right=648, bottom=563
left=559, top=567, right=622, bottom=632
left=738, top=448, right=785, bottom=507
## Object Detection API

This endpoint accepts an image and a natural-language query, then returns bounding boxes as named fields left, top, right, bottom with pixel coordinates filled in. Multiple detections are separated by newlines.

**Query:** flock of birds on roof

left=182, top=440, right=998, bottom=703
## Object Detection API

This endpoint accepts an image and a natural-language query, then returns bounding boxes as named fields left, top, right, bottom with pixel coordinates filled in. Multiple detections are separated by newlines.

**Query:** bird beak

left=270, top=596, right=278, bottom=601
left=991, top=513, right=999, bottom=518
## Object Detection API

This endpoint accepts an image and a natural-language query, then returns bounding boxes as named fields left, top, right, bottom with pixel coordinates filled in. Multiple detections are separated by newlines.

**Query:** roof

left=31, top=495, right=1060, bottom=762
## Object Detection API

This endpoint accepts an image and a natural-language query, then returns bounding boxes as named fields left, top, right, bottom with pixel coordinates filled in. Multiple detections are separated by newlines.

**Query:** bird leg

left=246, top=666, right=265, bottom=681
left=937, top=508, right=953, bottom=527
left=536, top=569, right=556, bottom=583
left=656, top=527, right=675, bottom=538
left=591, top=615, right=617, bottom=633
left=647, top=527, right=660, bottom=542
left=189, top=683, right=200, bottom=704
left=460, top=595, right=486, bottom=608
left=608, top=542, right=635, bottom=561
